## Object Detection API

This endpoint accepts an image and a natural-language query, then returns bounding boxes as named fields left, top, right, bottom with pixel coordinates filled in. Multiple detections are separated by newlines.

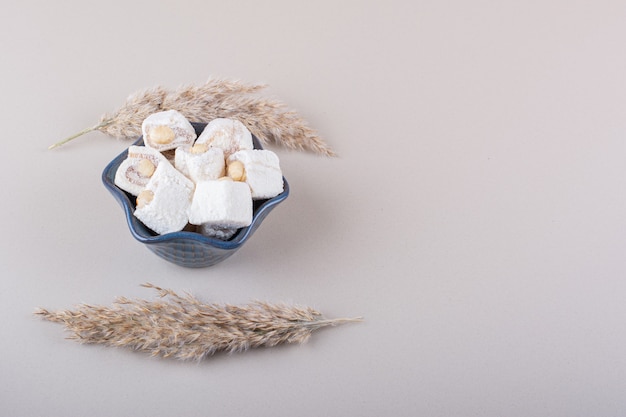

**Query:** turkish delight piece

left=114, top=145, right=169, bottom=196
left=187, top=179, right=252, bottom=228
left=141, top=110, right=196, bottom=151
left=195, top=118, right=253, bottom=158
left=133, top=161, right=195, bottom=235
left=227, top=149, right=284, bottom=199
left=174, top=144, right=225, bottom=183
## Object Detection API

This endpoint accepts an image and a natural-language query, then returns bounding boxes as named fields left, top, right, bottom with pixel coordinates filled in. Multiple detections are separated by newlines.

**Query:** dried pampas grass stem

left=35, top=283, right=360, bottom=361
left=50, top=78, right=335, bottom=156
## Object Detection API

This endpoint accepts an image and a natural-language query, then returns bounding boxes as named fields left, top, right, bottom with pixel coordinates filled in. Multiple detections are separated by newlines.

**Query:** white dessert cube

left=141, top=109, right=196, bottom=151
left=134, top=161, right=195, bottom=235
left=196, top=118, right=253, bottom=158
left=227, top=149, right=284, bottom=199
left=174, top=145, right=225, bottom=183
left=114, top=145, right=169, bottom=196
left=187, top=179, right=252, bottom=228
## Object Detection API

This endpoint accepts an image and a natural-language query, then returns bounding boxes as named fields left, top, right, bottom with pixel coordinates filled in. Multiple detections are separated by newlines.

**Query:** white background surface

left=1, top=1, right=626, bottom=415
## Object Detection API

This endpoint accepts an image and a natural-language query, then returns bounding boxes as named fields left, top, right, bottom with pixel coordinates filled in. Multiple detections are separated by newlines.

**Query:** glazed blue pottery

left=102, top=122, right=289, bottom=268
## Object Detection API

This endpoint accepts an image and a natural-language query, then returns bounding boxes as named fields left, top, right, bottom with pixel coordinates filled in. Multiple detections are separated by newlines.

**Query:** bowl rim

left=101, top=123, right=289, bottom=250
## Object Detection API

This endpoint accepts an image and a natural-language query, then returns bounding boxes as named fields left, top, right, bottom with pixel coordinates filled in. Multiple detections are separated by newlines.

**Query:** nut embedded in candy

left=136, top=190, right=154, bottom=209
left=114, top=145, right=169, bottom=196
left=190, top=143, right=208, bottom=154
left=150, top=125, right=175, bottom=145
left=141, top=109, right=196, bottom=151
left=227, top=160, right=246, bottom=181
left=136, top=158, right=156, bottom=178
left=227, top=149, right=283, bottom=199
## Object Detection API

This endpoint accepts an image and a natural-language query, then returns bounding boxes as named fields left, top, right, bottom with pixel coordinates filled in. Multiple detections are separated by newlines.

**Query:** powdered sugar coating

left=228, top=149, right=283, bottom=199
left=174, top=146, right=225, bottom=183
left=114, top=145, right=169, bottom=196
left=196, top=118, right=253, bottom=158
left=141, top=110, right=197, bottom=151
left=134, top=162, right=195, bottom=235
left=187, top=180, right=252, bottom=228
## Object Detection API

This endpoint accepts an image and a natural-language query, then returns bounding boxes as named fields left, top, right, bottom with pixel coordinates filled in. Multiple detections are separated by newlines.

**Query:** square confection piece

left=195, top=118, right=253, bottom=158
left=141, top=110, right=196, bottom=151
left=134, top=161, right=195, bottom=235
left=114, top=145, right=169, bottom=196
left=187, top=179, right=252, bottom=228
left=227, top=149, right=284, bottom=199
left=174, top=145, right=225, bottom=183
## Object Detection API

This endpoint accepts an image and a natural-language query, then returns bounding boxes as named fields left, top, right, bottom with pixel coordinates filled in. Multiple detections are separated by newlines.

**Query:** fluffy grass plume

left=50, top=78, right=335, bottom=156
left=35, top=283, right=360, bottom=361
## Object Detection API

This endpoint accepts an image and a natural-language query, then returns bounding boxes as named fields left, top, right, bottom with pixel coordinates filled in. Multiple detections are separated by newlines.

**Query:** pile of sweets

left=114, top=110, right=284, bottom=240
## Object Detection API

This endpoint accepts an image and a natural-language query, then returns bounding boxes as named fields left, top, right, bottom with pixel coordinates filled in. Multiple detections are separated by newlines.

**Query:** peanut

left=227, top=160, right=246, bottom=181
left=190, top=143, right=208, bottom=154
left=149, top=125, right=175, bottom=145
left=137, top=159, right=156, bottom=177
left=136, top=190, right=154, bottom=209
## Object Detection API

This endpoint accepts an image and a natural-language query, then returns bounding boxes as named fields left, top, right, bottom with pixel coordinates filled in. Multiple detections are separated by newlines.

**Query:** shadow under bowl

left=101, top=122, right=289, bottom=268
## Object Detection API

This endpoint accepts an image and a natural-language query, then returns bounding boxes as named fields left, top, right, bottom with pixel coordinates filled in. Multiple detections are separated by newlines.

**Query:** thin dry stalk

left=35, top=283, right=360, bottom=361
left=50, top=78, right=335, bottom=156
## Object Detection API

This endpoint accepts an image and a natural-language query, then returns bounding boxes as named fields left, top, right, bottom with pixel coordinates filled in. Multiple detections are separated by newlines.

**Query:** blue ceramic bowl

left=102, top=122, right=289, bottom=268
